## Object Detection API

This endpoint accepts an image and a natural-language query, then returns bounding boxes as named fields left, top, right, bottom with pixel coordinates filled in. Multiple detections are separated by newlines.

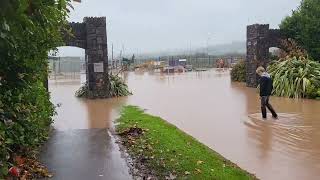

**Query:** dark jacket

left=259, top=75, right=273, bottom=96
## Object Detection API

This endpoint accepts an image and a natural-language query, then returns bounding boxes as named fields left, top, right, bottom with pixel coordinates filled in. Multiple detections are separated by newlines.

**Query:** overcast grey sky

left=57, top=0, right=301, bottom=56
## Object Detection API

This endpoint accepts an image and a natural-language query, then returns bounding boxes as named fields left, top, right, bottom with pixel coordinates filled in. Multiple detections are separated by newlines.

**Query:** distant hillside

left=206, top=41, right=246, bottom=55
left=137, top=41, right=246, bottom=58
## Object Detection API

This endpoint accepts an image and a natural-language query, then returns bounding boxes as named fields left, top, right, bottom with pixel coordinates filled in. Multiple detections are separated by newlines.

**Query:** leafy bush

left=268, top=56, right=320, bottom=99
left=0, top=82, right=56, bottom=177
left=75, top=74, right=131, bottom=98
left=231, top=60, right=246, bottom=82
left=75, top=83, right=90, bottom=98
left=278, top=39, right=308, bottom=59
left=0, top=0, right=69, bottom=177
left=280, top=0, right=320, bottom=61
left=109, top=75, right=132, bottom=97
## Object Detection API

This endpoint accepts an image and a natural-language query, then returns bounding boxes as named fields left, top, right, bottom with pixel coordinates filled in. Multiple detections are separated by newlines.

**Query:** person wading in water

left=256, top=66, right=278, bottom=119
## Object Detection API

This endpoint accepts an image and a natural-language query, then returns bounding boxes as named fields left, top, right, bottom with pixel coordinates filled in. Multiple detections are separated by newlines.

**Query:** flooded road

left=49, top=69, right=320, bottom=180
left=49, top=79, right=127, bottom=130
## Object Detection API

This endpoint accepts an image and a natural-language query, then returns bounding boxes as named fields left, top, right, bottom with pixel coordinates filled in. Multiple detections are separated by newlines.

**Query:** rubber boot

left=261, top=106, right=267, bottom=119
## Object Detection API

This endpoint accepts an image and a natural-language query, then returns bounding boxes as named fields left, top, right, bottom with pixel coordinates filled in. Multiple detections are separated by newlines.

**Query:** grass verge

left=116, top=106, right=257, bottom=180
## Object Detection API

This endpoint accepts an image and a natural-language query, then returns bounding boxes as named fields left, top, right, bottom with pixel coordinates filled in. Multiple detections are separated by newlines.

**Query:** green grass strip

left=116, top=105, right=257, bottom=180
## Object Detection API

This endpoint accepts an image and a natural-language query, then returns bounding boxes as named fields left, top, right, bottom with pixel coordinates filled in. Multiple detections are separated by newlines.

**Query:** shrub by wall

left=231, top=60, right=246, bottom=82
left=0, top=0, right=69, bottom=177
left=268, top=56, right=320, bottom=99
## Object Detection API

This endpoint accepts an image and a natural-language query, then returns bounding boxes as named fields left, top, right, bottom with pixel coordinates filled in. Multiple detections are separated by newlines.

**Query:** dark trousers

left=261, top=96, right=277, bottom=118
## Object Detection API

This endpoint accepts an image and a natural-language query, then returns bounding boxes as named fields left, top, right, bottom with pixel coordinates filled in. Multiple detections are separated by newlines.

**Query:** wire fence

left=134, top=55, right=244, bottom=68
left=48, top=57, right=85, bottom=80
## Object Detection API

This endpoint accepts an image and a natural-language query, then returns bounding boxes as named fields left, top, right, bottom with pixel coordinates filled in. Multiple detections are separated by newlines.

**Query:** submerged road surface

left=48, top=70, right=320, bottom=180
left=125, top=70, right=320, bottom=180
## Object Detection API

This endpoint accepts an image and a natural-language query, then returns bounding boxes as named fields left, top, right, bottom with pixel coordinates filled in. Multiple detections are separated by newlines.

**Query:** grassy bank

left=116, top=106, right=256, bottom=180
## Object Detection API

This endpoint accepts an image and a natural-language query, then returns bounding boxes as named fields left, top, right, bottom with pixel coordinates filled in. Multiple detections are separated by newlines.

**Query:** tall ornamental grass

left=268, top=56, right=320, bottom=99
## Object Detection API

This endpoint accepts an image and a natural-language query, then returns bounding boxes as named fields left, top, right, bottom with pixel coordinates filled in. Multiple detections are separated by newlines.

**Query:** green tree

left=0, top=0, right=70, bottom=177
left=280, top=0, right=320, bottom=61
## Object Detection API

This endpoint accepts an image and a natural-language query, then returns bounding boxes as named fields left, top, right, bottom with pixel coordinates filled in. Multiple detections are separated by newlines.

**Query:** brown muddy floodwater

left=49, top=69, right=320, bottom=180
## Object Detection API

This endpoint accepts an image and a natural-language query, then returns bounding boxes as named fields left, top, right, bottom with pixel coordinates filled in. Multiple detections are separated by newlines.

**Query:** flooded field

left=49, top=69, right=320, bottom=180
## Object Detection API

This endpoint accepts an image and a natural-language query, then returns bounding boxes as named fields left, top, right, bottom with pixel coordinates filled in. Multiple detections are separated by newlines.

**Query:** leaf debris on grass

left=116, top=106, right=257, bottom=180
left=8, top=155, right=53, bottom=179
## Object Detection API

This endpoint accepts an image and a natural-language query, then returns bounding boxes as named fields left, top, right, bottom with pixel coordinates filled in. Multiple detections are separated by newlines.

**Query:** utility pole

left=189, top=41, right=192, bottom=62
left=119, top=50, right=122, bottom=69
left=136, top=49, right=139, bottom=66
left=112, top=43, right=114, bottom=61
left=206, top=38, right=210, bottom=57
left=111, top=43, right=114, bottom=69
left=122, top=44, right=125, bottom=58
left=120, top=44, right=125, bottom=69
left=58, top=56, right=61, bottom=74
left=207, top=32, right=211, bottom=55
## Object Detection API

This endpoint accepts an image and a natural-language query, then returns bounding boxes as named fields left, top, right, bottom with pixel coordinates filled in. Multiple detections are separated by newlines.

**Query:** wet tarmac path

left=40, top=129, right=130, bottom=180
left=41, top=79, right=131, bottom=180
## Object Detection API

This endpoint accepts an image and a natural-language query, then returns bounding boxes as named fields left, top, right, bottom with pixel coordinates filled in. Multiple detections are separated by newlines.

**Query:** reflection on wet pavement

left=40, top=129, right=131, bottom=180
left=49, top=79, right=127, bottom=130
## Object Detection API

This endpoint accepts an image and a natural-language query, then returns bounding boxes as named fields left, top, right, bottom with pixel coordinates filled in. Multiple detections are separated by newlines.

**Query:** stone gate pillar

left=246, top=24, right=269, bottom=87
left=84, top=17, right=109, bottom=94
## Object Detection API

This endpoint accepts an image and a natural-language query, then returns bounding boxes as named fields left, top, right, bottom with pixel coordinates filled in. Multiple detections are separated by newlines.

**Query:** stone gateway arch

left=62, top=21, right=286, bottom=93
left=246, top=24, right=284, bottom=87
left=63, top=17, right=109, bottom=97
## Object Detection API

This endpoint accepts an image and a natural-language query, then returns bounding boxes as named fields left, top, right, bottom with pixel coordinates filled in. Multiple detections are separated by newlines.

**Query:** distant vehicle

left=162, top=66, right=175, bottom=73
left=185, top=65, right=193, bottom=71
left=178, top=59, right=187, bottom=67
left=169, top=59, right=187, bottom=68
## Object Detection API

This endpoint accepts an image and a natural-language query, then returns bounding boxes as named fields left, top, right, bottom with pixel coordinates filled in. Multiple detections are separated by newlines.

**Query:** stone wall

left=246, top=24, right=283, bottom=87
left=63, top=17, right=109, bottom=97
left=84, top=17, right=109, bottom=92
left=65, top=22, right=87, bottom=49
